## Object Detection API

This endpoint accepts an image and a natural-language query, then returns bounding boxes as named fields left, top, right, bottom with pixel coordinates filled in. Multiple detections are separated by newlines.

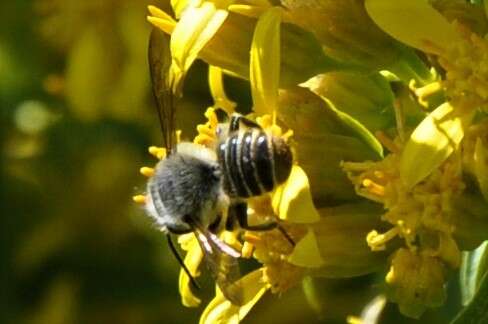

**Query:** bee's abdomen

left=218, top=130, right=292, bottom=198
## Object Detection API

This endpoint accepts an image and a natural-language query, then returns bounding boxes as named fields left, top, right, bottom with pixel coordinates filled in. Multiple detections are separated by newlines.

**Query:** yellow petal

left=178, top=232, right=198, bottom=251
left=170, top=2, right=228, bottom=92
left=171, top=0, right=202, bottom=19
left=250, top=7, right=281, bottom=115
left=178, top=234, right=204, bottom=307
left=199, top=269, right=269, bottom=324
left=365, top=0, right=462, bottom=54
left=228, top=4, right=267, bottom=18
left=400, top=102, right=469, bottom=189
left=288, top=229, right=325, bottom=268
left=147, top=5, right=177, bottom=34
left=272, top=165, right=320, bottom=223
left=208, top=65, right=236, bottom=114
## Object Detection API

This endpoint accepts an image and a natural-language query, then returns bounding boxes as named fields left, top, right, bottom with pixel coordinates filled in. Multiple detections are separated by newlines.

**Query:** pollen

left=243, top=202, right=306, bottom=293
left=255, top=113, right=293, bottom=140
left=367, top=228, right=399, bottom=251
left=435, top=23, right=488, bottom=111
left=362, top=179, right=385, bottom=196
left=241, top=241, right=254, bottom=258
left=140, top=167, right=155, bottom=177
left=133, top=194, right=147, bottom=204
left=148, top=146, right=166, bottom=160
left=244, top=232, right=261, bottom=245
left=194, top=108, right=219, bottom=147
left=344, top=134, right=466, bottom=315
left=281, top=129, right=294, bottom=141
left=409, top=80, right=443, bottom=109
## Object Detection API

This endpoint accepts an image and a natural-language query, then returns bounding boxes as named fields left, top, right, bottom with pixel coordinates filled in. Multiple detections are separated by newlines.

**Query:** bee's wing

left=148, top=28, right=177, bottom=154
left=194, top=229, right=245, bottom=306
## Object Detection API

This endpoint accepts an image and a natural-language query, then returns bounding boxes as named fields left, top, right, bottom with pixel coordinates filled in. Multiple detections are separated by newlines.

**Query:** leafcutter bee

left=145, top=29, right=244, bottom=305
left=144, top=28, right=294, bottom=306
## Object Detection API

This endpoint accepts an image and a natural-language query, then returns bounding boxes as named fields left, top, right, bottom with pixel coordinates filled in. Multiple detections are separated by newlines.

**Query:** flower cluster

left=137, top=0, right=488, bottom=321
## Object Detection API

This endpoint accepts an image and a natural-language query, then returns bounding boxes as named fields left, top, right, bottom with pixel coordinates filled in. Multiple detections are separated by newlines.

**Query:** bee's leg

left=226, top=202, right=274, bottom=231
left=209, top=214, right=222, bottom=233
left=229, top=114, right=262, bottom=133
left=166, top=223, right=193, bottom=235
left=232, top=202, right=277, bottom=231
left=225, top=208, right=236, bottom=231
left=166, top=233, right=200, bottom=290
left=276, top=226, right=296, bottom=247
left=232, top=202, right=295, bottom=246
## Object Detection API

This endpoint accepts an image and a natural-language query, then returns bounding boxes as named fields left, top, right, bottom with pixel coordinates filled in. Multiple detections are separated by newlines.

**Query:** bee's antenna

left=166, top=233, right=201, bottom=290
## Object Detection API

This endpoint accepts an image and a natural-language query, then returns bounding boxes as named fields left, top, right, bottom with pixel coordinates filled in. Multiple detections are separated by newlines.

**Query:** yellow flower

left=366, top=0, right=488, bottom=110
left=38, top=0, right=153, bottom=121
left=139, top=0, right=488, bottom=321
left=342, top=125, right=488, bottom=316
left=364, top=0, right=488, bottom=190
left=462, top=120, right=488, bottom=202
left=386, top=248, right=446, bottom=318
left=139, top=4, right=394, bottom=321
left=147, top=1, right=350, bottom=88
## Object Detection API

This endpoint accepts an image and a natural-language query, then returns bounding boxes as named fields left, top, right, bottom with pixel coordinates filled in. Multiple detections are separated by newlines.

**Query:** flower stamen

left=148, top=146, right=166, bottom=160
left=375, top=131, right=399, bottom=153
left=367, top=228, right=400, bottom=251
left=139, top=166, right=155, bottom=177
left=241, top=241, right=255, bottom=258
left=362, top=178, right=385, bottom=197
left=133, top=194, right=147, bottom=204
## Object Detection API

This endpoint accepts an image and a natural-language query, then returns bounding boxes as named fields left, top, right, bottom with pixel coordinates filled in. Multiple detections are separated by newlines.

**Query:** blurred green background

left=0, top=1, right=465, bottom=323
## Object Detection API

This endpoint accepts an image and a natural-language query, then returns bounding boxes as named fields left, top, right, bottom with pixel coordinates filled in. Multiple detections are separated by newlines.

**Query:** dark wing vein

left=194, top=229, right=244, bottom=306
left=148, top=27, right=177, bottom=154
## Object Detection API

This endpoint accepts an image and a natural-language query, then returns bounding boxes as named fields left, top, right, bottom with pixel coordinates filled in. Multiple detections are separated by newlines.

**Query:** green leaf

left=303, top=71, right=396, bottom=132
left=460, top=242, right=488, bottom=306
left=323, top=97, right=384, bottom=159
left=452, top=262, right=488, bottom=324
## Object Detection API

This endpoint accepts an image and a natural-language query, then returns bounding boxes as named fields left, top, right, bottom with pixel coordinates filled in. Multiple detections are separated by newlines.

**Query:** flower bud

left=281, top=0, right=402, bottom=70
left=290, top=202, right=390, bottom=277
left=386, top=249, right=446, bottom=318
left=278, top=87, right=381, bottom=205
left=199, top=12, right=346, bottom=87
left=304, top=71, right=395, bottom=132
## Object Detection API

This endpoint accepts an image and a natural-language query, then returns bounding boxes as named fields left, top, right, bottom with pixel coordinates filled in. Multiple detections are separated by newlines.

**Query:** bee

left=144, top=29, right=294, bottom=306
left=214, top=113, right=294, bottom=239
left=146, top=29, right=244, bottom=305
